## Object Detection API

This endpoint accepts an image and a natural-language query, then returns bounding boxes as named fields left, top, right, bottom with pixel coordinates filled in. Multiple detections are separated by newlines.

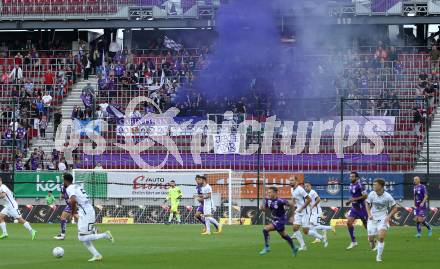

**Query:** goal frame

left=72, top=168, right=235, bottom=224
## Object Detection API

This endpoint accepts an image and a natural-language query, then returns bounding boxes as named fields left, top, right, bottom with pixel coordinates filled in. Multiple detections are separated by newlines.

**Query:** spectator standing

left=375, top=42, right=388, bottom=67
left=58, top=157, right=67, bottom=171
left=14, top=53, right=23, bottom=66
left=388, top=46, right=398, bottom=63
left=431, top=46, right=440, bottom=77
left=423, top=83, right=436, bottom=110
left=42, top=92, right=53, bottom=117
left=413, top=107, right=423, bottom=136
left=53, top=108, right=62, bottom=140
left=109, top=38, right=120, bottom=59
left=0, top=42, right=8, bottom=57
left=8, top=65, right=23, bottom=83
left=44, top=69, right=55, bottom=94
left=30, top=148, right=40, bottom=171
left=39, top=116, right=48, bottom=139
left=84, top=55, right=91, bottom=81
left=15, top=124, right=26, bottom=152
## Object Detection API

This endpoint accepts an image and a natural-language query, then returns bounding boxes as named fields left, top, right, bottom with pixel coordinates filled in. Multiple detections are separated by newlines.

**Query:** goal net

left=72, top=169, right=242, bottom=225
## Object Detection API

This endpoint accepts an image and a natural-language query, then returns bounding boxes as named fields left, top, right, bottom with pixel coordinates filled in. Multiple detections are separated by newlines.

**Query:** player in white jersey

left=365, top=178, right=398, bottom=262
left=63, top=173, right=114, bottom=262
left=304, top=183, right=336, bottom=244
left=0, top=177, right=37, bottom=240
left=290, top=176, right=327, bottom=250
left=199, top=175, right=222, bottom=235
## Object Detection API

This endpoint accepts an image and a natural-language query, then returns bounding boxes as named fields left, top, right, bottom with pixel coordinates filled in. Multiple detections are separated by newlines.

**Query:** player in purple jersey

left=259, top=187, right=299, bottom=257
left=54, top=185, right=78, bottom=240
left=345, top=171, right=369, bottom=250
left=413, top=176, right=432, bottom=238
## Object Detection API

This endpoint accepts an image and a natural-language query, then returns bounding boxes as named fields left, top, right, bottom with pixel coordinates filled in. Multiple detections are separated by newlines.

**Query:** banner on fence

left=73, top=119, right=103, bottom=136
left=14, top=172, right=63, bottom=198
left=213, top=134, right=240, bottom=154
left=116, top=116, right=205, bottom=137
left=303, top=173, right=404, bottom=199
left=100, top=171, right=230, bottom=199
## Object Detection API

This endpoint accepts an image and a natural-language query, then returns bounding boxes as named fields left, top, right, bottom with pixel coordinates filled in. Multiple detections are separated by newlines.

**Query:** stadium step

left=27, top=77, right=98, bottom=167
left=415, top=108, right=440, bottom=171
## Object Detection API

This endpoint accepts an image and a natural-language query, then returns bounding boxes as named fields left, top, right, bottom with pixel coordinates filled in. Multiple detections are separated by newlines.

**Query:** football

left=52, top=247, right=64, bottom=258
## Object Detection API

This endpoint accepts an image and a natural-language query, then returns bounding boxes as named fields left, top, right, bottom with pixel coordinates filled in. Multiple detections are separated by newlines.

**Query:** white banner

left=213, top=134, right=240, bottom=154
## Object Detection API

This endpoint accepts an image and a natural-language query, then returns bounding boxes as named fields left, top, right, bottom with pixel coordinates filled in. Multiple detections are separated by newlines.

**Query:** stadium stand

left=0, top=33, right=438, bottom=173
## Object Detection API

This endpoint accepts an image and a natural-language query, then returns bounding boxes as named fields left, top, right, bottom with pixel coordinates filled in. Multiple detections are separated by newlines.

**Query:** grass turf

left=0, top=224, right=437, bottom=269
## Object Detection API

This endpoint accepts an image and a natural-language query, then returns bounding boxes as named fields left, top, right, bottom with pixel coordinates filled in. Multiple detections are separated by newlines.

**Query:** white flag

left=164, top=36, right=183, bottom=51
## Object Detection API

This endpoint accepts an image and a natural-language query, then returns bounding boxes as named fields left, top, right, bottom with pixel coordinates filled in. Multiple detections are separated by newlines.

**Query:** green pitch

left=0, top=224, right=437, bottom=269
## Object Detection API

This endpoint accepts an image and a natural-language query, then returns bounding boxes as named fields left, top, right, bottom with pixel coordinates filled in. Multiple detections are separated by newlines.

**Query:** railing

left=0, top=0, right=223, bottom=19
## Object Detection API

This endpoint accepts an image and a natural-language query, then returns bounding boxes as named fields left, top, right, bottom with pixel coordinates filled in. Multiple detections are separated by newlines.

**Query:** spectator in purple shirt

left=2, top=128, right=13, bottom=147
left=15, top=155, right=23, bottom=171
left=114, top=62, right=125, bottom=78
left=52, top=149, right=60, bottom=163
left=15, top=124, right=26, bottom=152
left=30, top=148, right=40, bottom=171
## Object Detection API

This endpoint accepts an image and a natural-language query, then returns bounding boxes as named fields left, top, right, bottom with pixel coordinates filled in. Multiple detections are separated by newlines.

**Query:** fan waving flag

left=164, top=36, right=183, bottom=51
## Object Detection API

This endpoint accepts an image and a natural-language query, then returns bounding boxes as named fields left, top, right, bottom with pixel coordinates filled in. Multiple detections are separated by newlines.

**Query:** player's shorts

left=170, top=202, right=180, bottom=212
left=0, top=205, right=21, bottom=219
left=293, top=212, right=310, bottom=228
left=203, top=202, right=216, bottom=216
left=309, top=212, right=322, bottom=226
left=367, top=219, right=389, bottom=236
left=271, top=218, right=287, bottom=232
left=414, top=207, right=426, bottom=218
left=348, top=206, right=368, bottom=220
left=77, top=204, right=96, bottom=235
left=196, top=205, right=204, bottom=213
left=64, top=204, right=72, bottom=214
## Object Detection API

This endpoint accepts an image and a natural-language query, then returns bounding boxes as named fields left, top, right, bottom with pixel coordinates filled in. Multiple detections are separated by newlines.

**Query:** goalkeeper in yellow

left=166, top=180, right=183, bottom=224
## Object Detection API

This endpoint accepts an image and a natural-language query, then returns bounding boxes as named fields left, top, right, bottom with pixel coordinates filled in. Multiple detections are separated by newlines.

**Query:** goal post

left=71, top=169, right=241, bottom=225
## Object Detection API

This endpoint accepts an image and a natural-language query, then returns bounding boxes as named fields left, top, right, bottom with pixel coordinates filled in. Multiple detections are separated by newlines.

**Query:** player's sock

left=0, top=222, right=7, bottom=234
left=82, top=240, right=101, bottom=257
left=416, top=222, right=422, bottom=234
left=206, top=217, right=220, bottom=230
left=348, top=226, right=356, bottom=242
left=294, top=231, right=305, bottom=247
left=263, top=229, right=270, bottom=248
left=377, top=242, right=384, bottom=257
left=60, top=219, right=67, bottom=234
left=315, top=225, right=333, bottom=231
left=80, top=233, right=109, bottom=241
left=422, top=221, right=432, bottom=230
left=23, top=222, right=33, bottom=234
left=281, top=234, right=295, bottom=249
left=168, top=213, right=174, bottom=222
left=196, top=215, right=205, bottom=224
left=308, top=229, right=324, bottom=240
left=205, top=218, right=211, bottom=233
left=176, top=213, right=181, bottom=223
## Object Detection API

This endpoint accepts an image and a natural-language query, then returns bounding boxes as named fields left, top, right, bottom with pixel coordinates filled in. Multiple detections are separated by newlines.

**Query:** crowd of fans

left=0, top=39, right=76, bottom=171
left=0, top=34, right=439, bottom=171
